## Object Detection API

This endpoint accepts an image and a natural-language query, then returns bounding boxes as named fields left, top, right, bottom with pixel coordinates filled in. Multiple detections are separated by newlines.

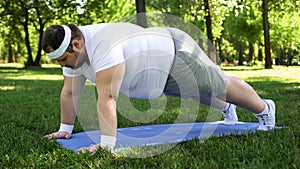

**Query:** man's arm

left=60, top=75, right=86, bottom=124
left=45, top=75, right=86, bottom=139
left=95, top=63, right=125, bottom=147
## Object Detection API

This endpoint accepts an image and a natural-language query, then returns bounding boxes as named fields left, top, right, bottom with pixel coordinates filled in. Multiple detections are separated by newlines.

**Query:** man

left=42, top=23, right=275, bottom=153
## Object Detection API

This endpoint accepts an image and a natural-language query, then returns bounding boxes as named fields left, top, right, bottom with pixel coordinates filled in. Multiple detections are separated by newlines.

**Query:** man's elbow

left=97, top=94, right=118, bottom=105
left=61, top=87, right=73, bottom=97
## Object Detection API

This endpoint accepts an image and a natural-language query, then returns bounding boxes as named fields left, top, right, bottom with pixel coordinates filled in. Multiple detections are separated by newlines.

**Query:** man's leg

left=192, top=96, right=238, bottom=125
left=217, top=76, right=265, bottom=113
left=217, top=75, right=276, bottom=130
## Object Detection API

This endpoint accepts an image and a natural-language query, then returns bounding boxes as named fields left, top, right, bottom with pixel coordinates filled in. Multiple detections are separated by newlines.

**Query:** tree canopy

left=0, top=0, right=299, bottom=68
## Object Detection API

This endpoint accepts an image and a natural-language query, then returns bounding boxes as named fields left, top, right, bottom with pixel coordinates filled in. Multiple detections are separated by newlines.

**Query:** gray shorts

left=163, top=28, right=227, bottom=98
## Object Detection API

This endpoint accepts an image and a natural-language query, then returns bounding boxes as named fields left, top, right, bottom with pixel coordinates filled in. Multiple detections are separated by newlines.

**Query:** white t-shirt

left=63, top=23, right=175, bottom=100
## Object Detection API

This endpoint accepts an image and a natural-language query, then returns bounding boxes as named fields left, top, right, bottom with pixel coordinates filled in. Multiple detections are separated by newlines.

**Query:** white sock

left=256, top=102, right=269, bottom=115
left=222, top=103, right=230, bottom=112
left=100, top=135, right=116, bottom=150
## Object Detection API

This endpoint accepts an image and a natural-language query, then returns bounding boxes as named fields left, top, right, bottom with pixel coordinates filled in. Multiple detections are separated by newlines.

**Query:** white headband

left=46, top=25, right=71, bottom=59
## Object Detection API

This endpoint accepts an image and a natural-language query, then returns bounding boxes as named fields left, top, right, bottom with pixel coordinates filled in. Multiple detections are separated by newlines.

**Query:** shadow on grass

left=1, top=73, right=299, bottom=127
left=245, top=77, right=300, bottom=98
left=1, top=72, right=299, bottom=115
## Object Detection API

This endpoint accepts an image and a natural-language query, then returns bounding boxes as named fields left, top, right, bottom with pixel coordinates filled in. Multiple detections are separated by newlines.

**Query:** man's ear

left=71, top=39, right=81, bottom=50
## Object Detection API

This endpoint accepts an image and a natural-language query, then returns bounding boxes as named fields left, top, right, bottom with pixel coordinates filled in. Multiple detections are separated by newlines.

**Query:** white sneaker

left=222, top=104, right=238, bottom=125
left=255, top=99, right=276, bottom=131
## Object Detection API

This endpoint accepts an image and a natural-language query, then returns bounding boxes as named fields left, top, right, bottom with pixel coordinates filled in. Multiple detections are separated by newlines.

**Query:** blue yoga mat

left=57, top=121, right=280, bottom=151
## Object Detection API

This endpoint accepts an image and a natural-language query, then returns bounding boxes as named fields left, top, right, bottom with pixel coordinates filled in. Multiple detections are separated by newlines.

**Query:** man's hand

left=76, top=144, right=101, bottom=155
left=76, top=143, right=118, bottom=155
left=44, top=131, right=71, bottom=139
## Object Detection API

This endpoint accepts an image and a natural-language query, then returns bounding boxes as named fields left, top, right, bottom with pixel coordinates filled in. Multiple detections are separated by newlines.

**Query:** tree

left=203, top=0, right=215, bottom=63
left=0, top=0, right=34, bottom=66
left=204, top=0, right=213, bottom=43
left=76, top=0, right=137, bottom=24
left=135, top=0, right=147, bottom=28
left=0, top=13, right=23, bottom=63
left=106, top=0, right=136, bottom=23
left=262, top=0, right=272, bottom=68
left=223, top=1, right=262, bottom=65
left=0, top=0, right=64, bottom=66
left=268, top=0, right=300, bottom=66
left=0, top=0, right=81, bottom=66
left=30, top=0, right=54, bottom=66
left=1, top=0, right=299, bottom=67
left=148, top=0, right=218, bottom=62
left=75, top=0, right=108, bottom=25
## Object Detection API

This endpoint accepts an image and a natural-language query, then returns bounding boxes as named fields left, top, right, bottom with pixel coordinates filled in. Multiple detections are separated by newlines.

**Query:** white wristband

left=100, top=135, right=116, bottom=150
left=58, top=123, right=74, bottom=135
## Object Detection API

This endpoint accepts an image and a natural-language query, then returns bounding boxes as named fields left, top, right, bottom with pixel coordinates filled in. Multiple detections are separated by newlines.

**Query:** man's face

left=55, top=52, right=79, bottom=69
left=54, top=41, right=87, bottom=69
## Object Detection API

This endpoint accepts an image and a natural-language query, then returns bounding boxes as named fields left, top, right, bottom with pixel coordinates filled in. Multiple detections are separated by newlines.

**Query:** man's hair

left=41, top=24, right=83, bottom=54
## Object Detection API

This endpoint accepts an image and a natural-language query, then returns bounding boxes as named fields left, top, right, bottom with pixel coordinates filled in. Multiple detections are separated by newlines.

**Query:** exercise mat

left=56, top=121, right=281, bottom=151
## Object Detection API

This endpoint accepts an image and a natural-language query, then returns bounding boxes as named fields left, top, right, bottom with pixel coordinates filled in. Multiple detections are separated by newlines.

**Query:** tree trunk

left=262, top=0, right=272, bottom=68
left=287, top=49, right=293, bottom=66
left=204, top=0, right=216, bottom=64
left=33, top=25, right=45, bottom=66
left=238, top=46, right=244, bottom=65
left=278, top=47, right=285, bottom=65
left=216, top=38, right=224, bottom=63
left=22, top=21, right=34, bottom=67
left=258, top=43, right=263, bottom=61
left=8, top=44, right=15, bottom=63
left=248, top=42, right=254, bottom=62
left=135, top=0, right=147, bottom=28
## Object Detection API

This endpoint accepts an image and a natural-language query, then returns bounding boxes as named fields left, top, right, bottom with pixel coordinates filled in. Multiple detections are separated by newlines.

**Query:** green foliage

left=271, top=14, right=299, bottom=46
left=106, top=0, right=136, bottom=22
left=0, top=0, right=300, bottom=66
left=268, top=0, right=300, bottom=64
left=147, top=0, right=207, bottom=32
left=0, top=1, right=28, bottom=62
left=223, top=1, right=262, bottom=60
left=75, top=0, right=108, bottom=25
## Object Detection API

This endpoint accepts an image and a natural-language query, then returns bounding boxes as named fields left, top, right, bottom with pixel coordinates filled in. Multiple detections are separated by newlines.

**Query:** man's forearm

left=60, top=91, right=77, bottom=125
left=59, top=75, right=86, bottom=125
left=97, top=99, right=117, bottom=137
left=95, top=63, right=125, bottom=149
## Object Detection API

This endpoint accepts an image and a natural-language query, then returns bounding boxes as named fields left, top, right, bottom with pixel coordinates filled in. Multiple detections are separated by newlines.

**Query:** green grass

left=1, top=63, right=300, bottom=168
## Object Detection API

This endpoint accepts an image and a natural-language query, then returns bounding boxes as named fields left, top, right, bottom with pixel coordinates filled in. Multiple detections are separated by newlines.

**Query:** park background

left=0, top=0, right=300, bottom=168
left=1, top=0, right=300, bottom=67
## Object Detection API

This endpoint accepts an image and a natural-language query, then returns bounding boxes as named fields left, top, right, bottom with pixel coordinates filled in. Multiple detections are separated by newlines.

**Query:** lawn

left=0, top=63, right=299, bottom=168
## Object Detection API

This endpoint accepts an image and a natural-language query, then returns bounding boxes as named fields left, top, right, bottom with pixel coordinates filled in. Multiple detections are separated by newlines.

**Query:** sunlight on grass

left=0, top=69, right=20, bottom=73
left=0, top=63, right=24, bottom=68
left=0, top=64, right=63, bottom=81
left=41, top=64, right=61, bottom=68
left=0, top=63, right=60, bottom=69
left=0, top=85, right=16, bottom=91
left=223, top=65, right=300, bottom=82
left=3, top=74, right=63, bottom=81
